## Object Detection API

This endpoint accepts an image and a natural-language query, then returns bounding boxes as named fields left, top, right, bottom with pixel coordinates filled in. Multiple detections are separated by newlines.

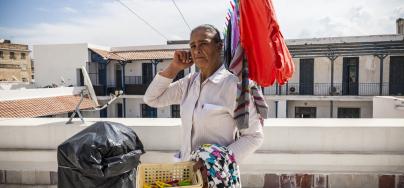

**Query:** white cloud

left=62, top=6, right=78, bottom=14
left=1, top=0, right=402, bottom=46
left=1, top=0, right=229, bottom=46
left=273, top=0, right=401, bottom=38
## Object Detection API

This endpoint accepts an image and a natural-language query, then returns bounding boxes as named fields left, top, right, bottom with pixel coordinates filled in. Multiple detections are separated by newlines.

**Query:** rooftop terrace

left=0, top=118, right=403, bottom=187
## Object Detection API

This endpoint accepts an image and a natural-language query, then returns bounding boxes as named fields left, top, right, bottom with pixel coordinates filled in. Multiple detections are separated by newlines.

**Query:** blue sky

left=0, top=0, right=403, bottom=46
left=0, top=0, right=102, bottom=27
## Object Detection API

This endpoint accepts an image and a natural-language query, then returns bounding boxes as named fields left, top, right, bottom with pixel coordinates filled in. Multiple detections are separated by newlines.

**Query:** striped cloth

left=227, top=44, right=269, bottom=130
left=224, top=0, right=268, bottom=130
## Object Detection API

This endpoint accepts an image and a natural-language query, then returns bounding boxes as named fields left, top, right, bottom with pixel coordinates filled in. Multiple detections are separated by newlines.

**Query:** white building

left=33, top=19, right=404, bottom=119
left=265, top=34, right=404, bottom=118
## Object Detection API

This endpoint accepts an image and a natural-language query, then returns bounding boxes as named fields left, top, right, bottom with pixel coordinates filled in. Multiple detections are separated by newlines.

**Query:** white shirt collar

left=195, top=64, right=228, bottom=85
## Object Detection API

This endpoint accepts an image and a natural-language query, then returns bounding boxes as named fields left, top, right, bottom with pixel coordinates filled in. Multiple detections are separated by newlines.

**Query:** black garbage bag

left=57, top=121, right=145, bottom=188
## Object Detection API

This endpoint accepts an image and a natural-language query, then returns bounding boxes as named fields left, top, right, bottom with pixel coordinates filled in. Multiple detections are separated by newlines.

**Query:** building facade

left=265, top=34, right=404, bottom=118
left=33, top=20, right=404, bottom=119
left=0, top=39, right=32, bottom=82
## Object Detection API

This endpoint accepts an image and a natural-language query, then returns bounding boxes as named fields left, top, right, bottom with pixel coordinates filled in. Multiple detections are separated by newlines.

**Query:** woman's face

left=189, top=29, right=222, bottom=70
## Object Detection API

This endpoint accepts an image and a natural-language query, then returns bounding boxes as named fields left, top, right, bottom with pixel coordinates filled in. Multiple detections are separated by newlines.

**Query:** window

left=21, top=53, right=26, bottom=59
left=338, top=108, right=360, bottom=118
left=22, top=77, right=27, bottom=82
left=77, top=68, right=84, bottom=86
left=295, top=107, right=316, bottom=118
left=0, top=51, right=3, bottom=58
left=141, top=104, right=157, bottom=118
left=10, top=52, right=15, bottom=59
left=171, top=105, right=180, bottom=118
left=100, top=108, right=108, bottom=117
left=117, top=103, right=123, bottom=117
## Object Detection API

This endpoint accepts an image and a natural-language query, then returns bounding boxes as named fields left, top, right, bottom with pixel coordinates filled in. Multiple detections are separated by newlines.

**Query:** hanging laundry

left=238, top=0, right=295, bottom=86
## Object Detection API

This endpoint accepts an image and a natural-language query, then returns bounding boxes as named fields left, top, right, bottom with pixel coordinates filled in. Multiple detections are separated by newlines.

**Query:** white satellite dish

left=66, top=66, right=123, bottom=124
left=81, top=66, right=99, bottom=107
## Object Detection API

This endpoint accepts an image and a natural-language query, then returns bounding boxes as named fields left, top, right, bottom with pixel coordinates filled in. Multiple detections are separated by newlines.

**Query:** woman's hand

left=159, top=50, right=194, bottom=79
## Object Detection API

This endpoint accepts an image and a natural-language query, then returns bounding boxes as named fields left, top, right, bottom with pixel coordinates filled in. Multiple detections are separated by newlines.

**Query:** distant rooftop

left=111, top=43, right=189, bottom=52
left=0, top=87, right=95, bottom=118
left=286, top=34, right=404, bottom=46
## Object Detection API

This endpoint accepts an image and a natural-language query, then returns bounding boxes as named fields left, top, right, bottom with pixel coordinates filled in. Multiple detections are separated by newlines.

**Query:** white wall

left=33, top=44, right=89, bottom=87
left=126, top=98, right=142, bottom=117
left=1, top=118, right=404, bottom=153
left=288, top=101, right=331, bottom=118
left=114, top=98, right=174, bottom=118
left=126, top=61, right=143, bottom=77
left=265, top=100, right=277, bottom=118
left=287, top=100, right=373, bottom=118
left=373, top=96, right=404, bottom=118
left=287, top=58, right=299, bottom=83
left=314, top=57, right=332, bottom=83
left=333, top=101, right=373, bottom=118
left=359, top=55, right=379, bottom=83
left=107, top=60, right=118, bottom=86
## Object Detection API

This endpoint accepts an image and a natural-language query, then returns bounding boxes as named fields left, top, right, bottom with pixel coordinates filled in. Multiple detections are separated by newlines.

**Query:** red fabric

left=239, top=0, right=294, bottom=86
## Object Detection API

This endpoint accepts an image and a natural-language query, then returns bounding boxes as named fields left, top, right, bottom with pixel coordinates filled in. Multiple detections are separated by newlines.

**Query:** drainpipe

left=327, top=48, right=338, bottom=118
left=275, top=101, right=278, bottom=118
left=375, top=54, right=388, bottom=96
left=275, top=82, right=279, bottom=95
left=120, top=61, right=127, bottom=117
left=104, top=59, right=109, bottom=96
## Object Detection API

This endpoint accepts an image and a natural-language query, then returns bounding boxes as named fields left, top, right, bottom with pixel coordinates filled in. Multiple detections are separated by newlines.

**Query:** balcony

left=0, top=118, right=403, bottom=187
left=262, top=82, right=403, bottom=96
left=125, top=76, right=149, bottom=95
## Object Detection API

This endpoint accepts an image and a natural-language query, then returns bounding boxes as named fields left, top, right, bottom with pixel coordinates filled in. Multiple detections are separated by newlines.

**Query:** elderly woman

left=143, top=24, right=264, bottom=163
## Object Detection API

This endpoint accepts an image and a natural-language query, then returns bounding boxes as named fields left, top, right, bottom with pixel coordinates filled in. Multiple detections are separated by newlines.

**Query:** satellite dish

left=81, top=66, right=99, bottom=107
left=66, top=66, right=123, bottom=124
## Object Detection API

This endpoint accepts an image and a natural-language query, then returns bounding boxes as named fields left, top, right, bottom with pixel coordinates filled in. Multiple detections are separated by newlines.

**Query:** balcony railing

left=262, top=83, right=401, bottom=96
left=125, top=76, right=143, bottom=85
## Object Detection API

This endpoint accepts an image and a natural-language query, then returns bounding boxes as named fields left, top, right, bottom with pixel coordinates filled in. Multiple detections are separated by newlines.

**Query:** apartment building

left=33, top=19, right=404, bottom=119
left=0, top=39, right=32, bottom=82
left=33, top=43, right=194, bottom=118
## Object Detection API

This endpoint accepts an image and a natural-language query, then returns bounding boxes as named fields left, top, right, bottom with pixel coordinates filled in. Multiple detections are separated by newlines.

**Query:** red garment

left=239, top=0, right=294, bottom=86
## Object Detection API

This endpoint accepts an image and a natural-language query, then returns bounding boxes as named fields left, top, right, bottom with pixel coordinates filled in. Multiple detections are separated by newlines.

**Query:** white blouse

left=143, top=65, right=264, bottom=162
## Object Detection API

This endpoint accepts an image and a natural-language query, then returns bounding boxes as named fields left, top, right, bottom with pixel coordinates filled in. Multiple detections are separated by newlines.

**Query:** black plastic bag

left=57, top=121, right=145, bottom=188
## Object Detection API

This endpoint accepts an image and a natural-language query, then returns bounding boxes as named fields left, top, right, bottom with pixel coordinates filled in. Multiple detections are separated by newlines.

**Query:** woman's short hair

left=191, top=24, right=222, bottom=43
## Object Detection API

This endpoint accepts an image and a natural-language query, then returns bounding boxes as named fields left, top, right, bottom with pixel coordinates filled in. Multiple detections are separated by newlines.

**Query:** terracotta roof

left=114, top=50, right=178, bottom=60
left=90, top=47, right=190, bottom=61
left=0, top=95, right=95, bottom=118
left=89, top=48, right=124, bottom=61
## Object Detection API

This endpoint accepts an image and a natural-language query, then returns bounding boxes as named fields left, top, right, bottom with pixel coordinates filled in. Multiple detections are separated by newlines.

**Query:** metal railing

left=125, top=76, right=143, bottom=85
left=263, top=83, right=398, bottom=96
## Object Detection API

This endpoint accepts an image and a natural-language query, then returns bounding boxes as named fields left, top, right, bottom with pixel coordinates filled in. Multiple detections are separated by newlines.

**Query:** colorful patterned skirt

left=191, top=144, right=241, bottom=188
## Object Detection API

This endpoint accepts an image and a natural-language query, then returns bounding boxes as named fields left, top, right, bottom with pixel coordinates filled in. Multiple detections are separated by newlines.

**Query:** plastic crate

left=136, top=162, right=203, bottom=188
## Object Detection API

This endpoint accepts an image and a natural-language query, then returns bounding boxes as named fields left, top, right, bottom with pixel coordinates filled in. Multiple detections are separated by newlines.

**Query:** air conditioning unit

left=289, top=87, right=298, bottom=94
left=329, top=86, right=340, bottom=95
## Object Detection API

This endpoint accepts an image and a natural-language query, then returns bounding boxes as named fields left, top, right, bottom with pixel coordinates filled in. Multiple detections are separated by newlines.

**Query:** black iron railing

left=125, top=76, right=143, bottom=85
left=262, top=83, right=400, bottom=96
